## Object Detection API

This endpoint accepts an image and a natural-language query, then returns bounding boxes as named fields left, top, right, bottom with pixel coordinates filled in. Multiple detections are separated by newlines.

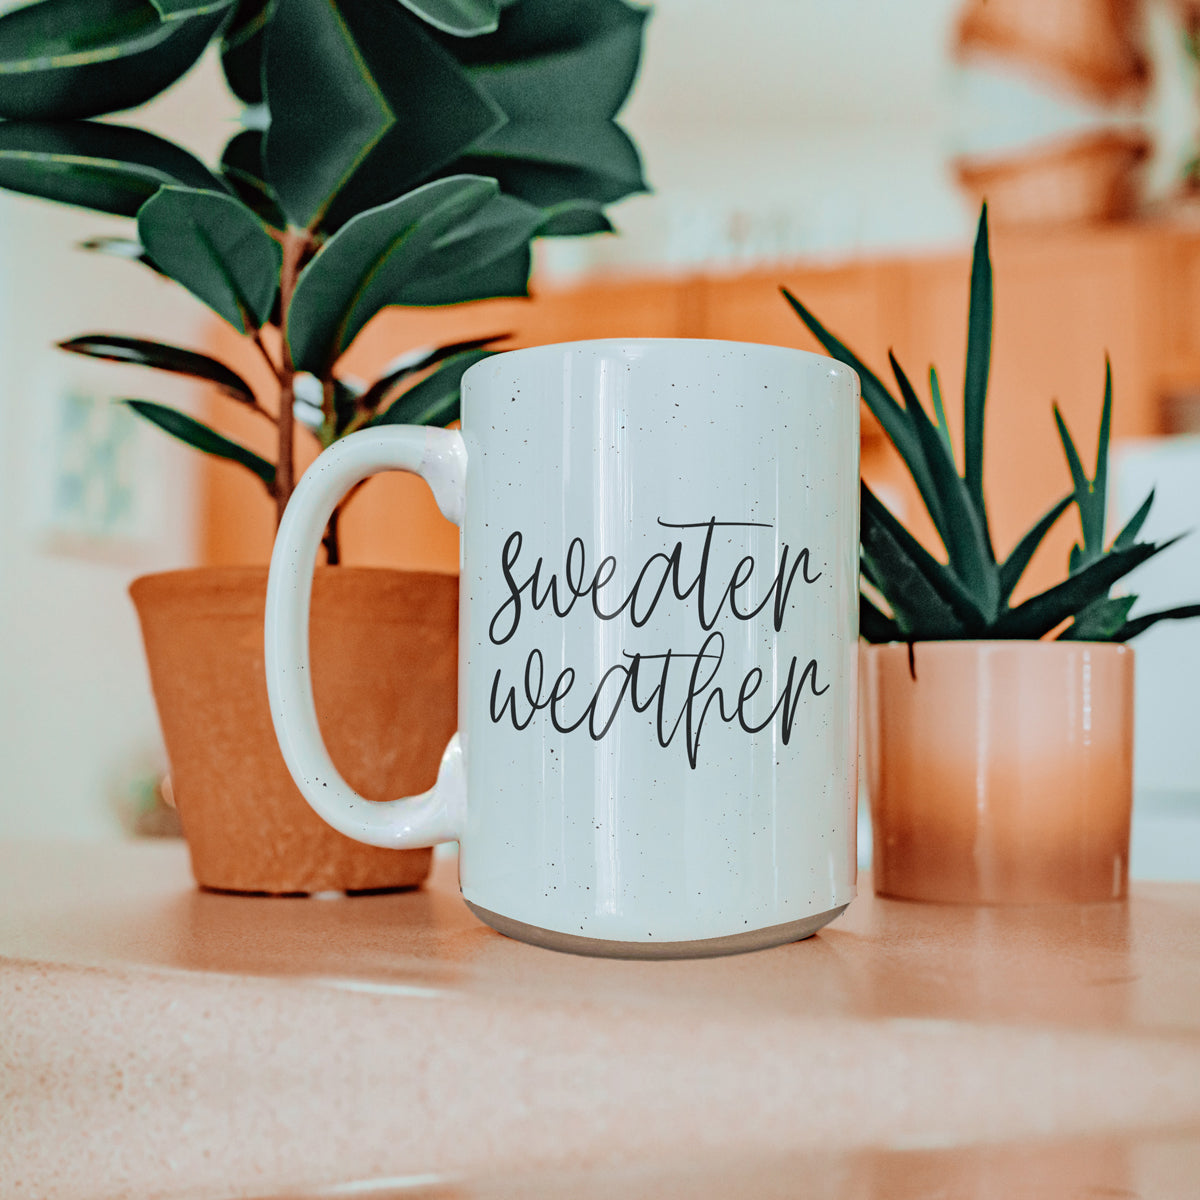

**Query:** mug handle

left=264, top=426, right=467, bottom=848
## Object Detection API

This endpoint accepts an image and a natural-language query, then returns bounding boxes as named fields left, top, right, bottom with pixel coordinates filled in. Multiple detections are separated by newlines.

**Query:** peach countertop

left=3, top=840, right=1200, bottom=1199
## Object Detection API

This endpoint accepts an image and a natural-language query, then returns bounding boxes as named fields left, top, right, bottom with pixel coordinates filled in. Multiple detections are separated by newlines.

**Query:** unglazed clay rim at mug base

left=465, top=901, right=850, bottom=960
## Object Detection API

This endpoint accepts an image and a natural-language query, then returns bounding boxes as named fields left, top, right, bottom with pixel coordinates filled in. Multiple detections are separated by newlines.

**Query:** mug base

left=465, top=900, right=849, bottom=960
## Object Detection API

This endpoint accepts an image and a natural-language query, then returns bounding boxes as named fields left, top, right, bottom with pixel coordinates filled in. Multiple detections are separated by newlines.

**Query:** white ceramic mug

left=266, top=338, right=860, bottom=958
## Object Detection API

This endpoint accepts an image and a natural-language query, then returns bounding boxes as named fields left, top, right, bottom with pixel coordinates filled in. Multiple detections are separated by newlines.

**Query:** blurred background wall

left=0, top=58, right=237, bottom=836
left=3, top=0, right=1200, bottom=866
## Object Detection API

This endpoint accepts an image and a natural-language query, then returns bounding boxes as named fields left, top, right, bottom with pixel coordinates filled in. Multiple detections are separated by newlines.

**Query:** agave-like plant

left=783, top=204, right=1200, bottom=643
left=0, top=0, right=649, bottom=560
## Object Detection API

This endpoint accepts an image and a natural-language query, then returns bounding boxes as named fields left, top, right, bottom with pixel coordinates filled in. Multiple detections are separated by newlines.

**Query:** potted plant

left=0, top=0, right=648, bottom=892
left=784, top=205, right=1200, bottom=905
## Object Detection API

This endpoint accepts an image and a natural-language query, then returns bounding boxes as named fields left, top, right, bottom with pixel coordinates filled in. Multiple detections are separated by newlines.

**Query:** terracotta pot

left=954, top=0, right=1149, bottom=105
left=955, top=131, right=1149, bottom=229
left=130, top=567, right=457, bottom=894
left=862, top=641, right=1134, bottom=904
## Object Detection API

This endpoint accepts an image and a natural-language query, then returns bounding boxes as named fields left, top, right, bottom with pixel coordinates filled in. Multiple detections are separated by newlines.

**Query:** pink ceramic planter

left=862, top=640, right=1135, bottom=904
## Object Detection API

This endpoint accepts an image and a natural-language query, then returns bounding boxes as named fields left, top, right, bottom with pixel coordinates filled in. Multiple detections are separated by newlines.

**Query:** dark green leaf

left=0, top=120, right=226, bottom=217
left=398, top=0, right=498, bottom=35
left=884, top=354, right=949, bottom=534
left=122, top=398, right=275, bottom=489
left=446, top=0, right=644, bottom=117
left=315, top=0, right=648, bottom=229
left=430, top=0, right=648, bottom=212
left=860, top=593, right=902, bottom=643
left=264, top=0, right=501, bottom=229
left=779, top=284, right=900, bottom=425
left=0, top=0, right=230, bottom=120
left=860, top=549, right=886, bottom=594
left=150, top=0, right=229, bottom=16
left=890, top=350, right=997, bottom=616
left=369, top=348, right=492, bottom=428
left=387, top=193, right=538, bottom=307
left=405, top=241, right=532, bottom=309
left=538, top=199, right=614, bottom=237
left=1053, top=402, right=1090, bottom=500
left=219, top=0, right=269, bottom=104
left=356, top=332, right=507, bottom=415
left=861, top=482, right=987, bottom=637
left=331, top=378, right=362, bottom=437
left=1113, top=489, right=1154, bottom=550
left=781, top=286, right=939, bottom=515
left=137, top=185, right=282, bottom=332
left=993, top=541, right=1173, bottom=639
left=963, top=203, right=992, bottom=541
left=220, top=129, right=286, bottom=229
left=78, top=233, right=164, bottom=274
left=60, top=335, right=257, bottom=404
left=1058, top=595, right=1137, bottom=641
left=456, top=117, right=645, bottom=210
left=997, top=494, right=1072, bottom=604
left=1052, top=401, right=1100, bottom=570
left=861, top=508, right=965, bottom=638
left=1113, top=602, right=1200, bottom=642
left=286, top=175, right=498, bottom=373
left=1093, top=358, right=1113, bottom=552
left=928, top=364, right=953, bottom=458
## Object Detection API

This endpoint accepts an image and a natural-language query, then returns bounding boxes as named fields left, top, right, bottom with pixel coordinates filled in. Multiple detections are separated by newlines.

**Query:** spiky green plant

left=783, top=204, right=1200, bottom=643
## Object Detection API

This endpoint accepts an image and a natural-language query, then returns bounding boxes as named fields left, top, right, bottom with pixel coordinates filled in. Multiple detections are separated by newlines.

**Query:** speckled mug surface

left=266, top=339, right=860, bottom=957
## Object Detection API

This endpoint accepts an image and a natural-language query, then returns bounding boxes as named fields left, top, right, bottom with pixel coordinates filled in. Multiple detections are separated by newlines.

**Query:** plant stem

left=252, top=329, right=285, bottom=383
left=274, top=229, right=310, bottom=527
left=318, top=377, right=343, bottom=562
left=321, top=377, right=336, bottom=447
left=322, top=503, right=342, bottom=565
left=322, top=479, right=370, bottom=563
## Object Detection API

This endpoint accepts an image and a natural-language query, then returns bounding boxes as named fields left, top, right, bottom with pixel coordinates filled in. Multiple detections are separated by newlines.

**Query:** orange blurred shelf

left=198, top=224, right=1200, bottom=599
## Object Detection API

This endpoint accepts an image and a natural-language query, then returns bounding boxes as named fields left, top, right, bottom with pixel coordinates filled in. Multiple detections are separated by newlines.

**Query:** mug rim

left=461, top=336, right=859, bottom=388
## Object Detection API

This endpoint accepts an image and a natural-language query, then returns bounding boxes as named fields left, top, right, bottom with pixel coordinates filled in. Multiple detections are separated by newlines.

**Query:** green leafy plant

left=782, top=204, right=1200, bottom=643
left=0, top=0, right=648, bottom=560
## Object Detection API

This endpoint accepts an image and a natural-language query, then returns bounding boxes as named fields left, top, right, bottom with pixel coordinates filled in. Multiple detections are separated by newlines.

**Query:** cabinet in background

left=200, top=224, right=1200, bottom=596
